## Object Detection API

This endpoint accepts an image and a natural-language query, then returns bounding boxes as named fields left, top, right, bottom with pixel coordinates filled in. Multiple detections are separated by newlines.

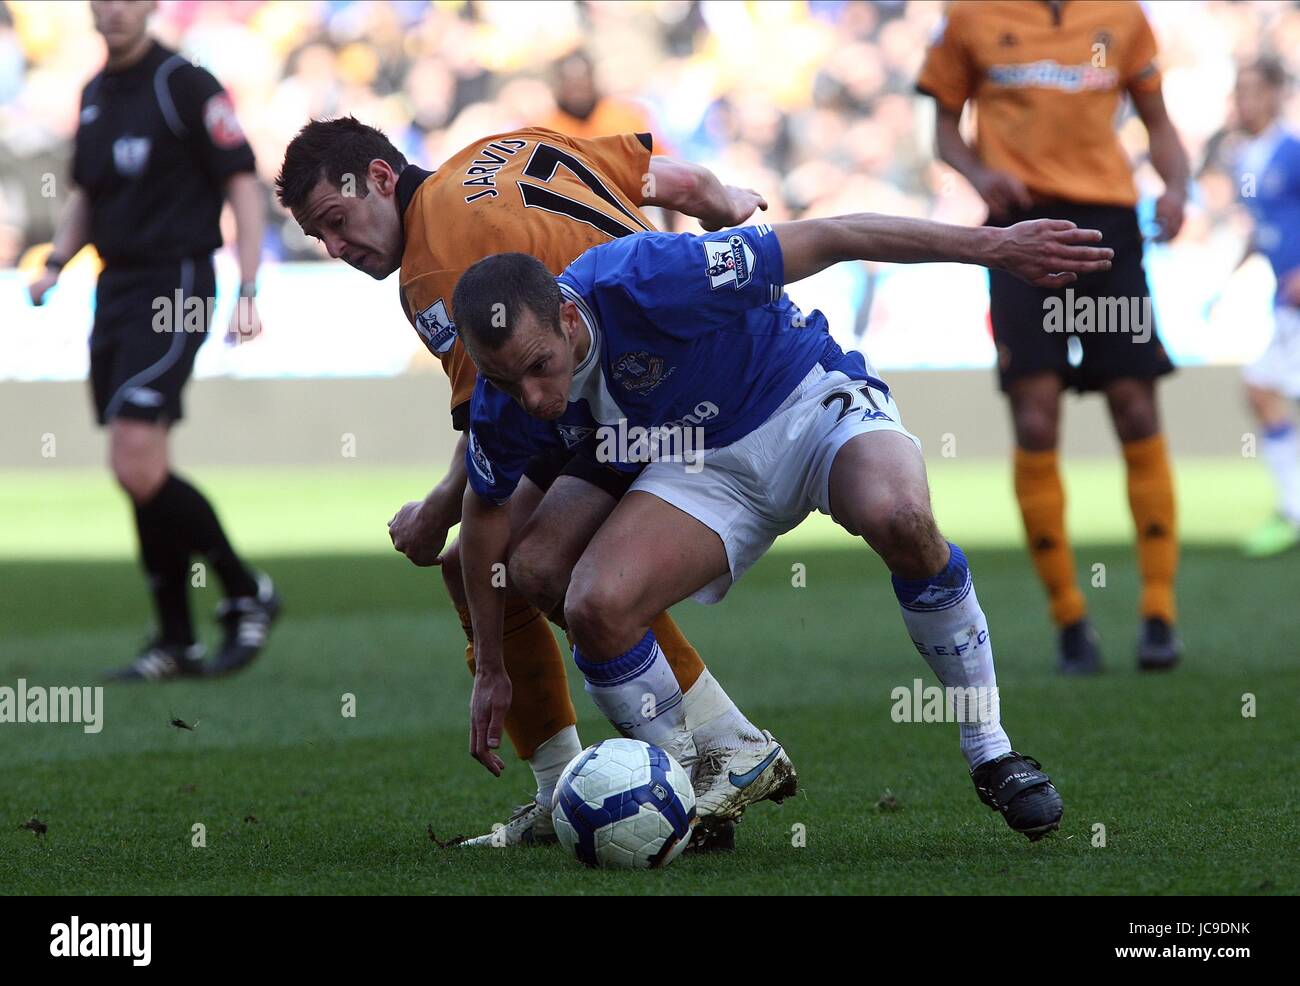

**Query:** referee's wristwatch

left=238, top=280, right=258, bottom=299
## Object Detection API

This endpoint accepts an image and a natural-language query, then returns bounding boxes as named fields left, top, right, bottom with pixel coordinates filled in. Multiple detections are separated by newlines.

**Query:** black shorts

left=522, top=435, right=642, bottom=500
left=90, top=256, right=214, bottom=426
left=987, top=202, right=1175, bottom=393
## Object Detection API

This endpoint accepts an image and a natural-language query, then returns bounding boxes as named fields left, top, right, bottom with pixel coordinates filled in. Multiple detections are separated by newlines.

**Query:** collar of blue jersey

left=560, top=281, right=601, bottom=401
left=395, top=164, right=434, bottom=233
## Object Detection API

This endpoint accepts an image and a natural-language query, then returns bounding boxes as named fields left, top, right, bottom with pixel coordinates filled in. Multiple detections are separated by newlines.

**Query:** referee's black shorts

left=90, top=256, right=214, bottom=426
left=987, top=201, right=1175, bottom=393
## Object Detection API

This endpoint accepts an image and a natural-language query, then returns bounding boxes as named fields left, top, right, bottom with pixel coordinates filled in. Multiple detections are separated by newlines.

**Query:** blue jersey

left=1237, top=127, right=1300, bottom=306
left=466, top=224, right=879, bottom=503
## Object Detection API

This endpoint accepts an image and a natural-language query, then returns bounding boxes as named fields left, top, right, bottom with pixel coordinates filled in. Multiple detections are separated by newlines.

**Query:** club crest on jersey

left=468, top=430, right=495, bottom=485
left=705, top=234, right=754, bottom=291
left=113, top=136, right=151, bottom=178
left=612, top=350, right=667, bottom=393
left=414, top=299, right=457, bottom=354
left=557, top=424, right=594, bottom=448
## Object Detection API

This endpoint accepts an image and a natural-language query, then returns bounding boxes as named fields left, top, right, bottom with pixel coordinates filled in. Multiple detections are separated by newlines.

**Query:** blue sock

left=892, top=543, right=1012, bottom=768
left=573, top=631, right=695, bottom=763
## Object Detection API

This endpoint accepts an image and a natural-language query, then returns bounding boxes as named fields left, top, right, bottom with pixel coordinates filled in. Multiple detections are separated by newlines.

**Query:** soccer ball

left=551, top=738, right=696, bottom=868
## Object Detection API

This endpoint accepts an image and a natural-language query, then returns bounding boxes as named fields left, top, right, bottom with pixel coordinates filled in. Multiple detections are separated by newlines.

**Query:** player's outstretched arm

left=29, top=188, right=91, bottom=306
left=644, top=156, right=768, bottom=232
left=460, top=485, right=514, bottom=777
left=388, top=432, right=467, bottom=566
left=773, top=213, right=1114, bottom=290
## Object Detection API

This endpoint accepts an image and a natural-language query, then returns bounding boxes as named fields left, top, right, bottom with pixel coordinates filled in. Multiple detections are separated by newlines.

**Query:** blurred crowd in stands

left=2, top=0, right=1299, bottom=274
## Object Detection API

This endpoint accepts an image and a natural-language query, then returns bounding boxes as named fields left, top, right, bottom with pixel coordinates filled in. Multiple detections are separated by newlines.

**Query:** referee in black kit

left=29, top=0, right=279, bottom=681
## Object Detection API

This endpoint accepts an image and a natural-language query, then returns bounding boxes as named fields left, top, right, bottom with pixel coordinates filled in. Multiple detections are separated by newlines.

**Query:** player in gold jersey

left=919, top=1, right=1189, bottom=673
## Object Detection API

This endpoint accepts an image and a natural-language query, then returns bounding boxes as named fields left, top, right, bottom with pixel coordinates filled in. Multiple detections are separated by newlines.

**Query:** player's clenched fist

left=388, top=499, right=450, bottom=566
left=994, top=219, right=1114, bottom=289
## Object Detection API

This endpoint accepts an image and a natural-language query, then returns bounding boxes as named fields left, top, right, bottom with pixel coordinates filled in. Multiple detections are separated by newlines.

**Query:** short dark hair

left=275, top=116, right=408, bottom=211
left=1244, top=56, right=1288, bottom=91
left=452, top=253, right=563, bottom=352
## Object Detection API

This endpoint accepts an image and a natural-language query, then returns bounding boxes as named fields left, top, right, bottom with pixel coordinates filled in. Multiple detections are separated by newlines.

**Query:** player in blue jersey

left=1231, top=59, right=1300, bottom=557
left=453, top=213, right=1113, bottom=839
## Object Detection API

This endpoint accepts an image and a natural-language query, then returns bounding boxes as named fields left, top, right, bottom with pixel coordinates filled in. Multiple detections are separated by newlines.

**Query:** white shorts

left=1243, top=306, right=1300, bottom=398
left=631, top=363, right=920, bottom=604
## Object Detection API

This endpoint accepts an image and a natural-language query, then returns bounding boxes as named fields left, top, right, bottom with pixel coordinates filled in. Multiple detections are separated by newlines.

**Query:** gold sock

left=459, top=600, right=575, bottom=761
left=1122, top=433, right=1179, bottom=622
left=648, top=612, right=705, bottom=692
left=1014, top=447, right=1087, bottom=627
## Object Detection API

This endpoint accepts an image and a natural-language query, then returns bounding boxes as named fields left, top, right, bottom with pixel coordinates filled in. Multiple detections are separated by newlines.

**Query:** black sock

left=147, top=474, right=259, bottom=599
left=133, top=499, right=195, bottom=646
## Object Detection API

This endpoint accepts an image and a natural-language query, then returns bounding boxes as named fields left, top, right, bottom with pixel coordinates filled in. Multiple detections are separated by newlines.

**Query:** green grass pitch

left=1, top=459, right=1296, bottom=895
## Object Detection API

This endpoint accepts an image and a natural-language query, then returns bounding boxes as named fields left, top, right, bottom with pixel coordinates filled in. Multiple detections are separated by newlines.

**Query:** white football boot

left=459, top=800, right=556, bottom=847
left=687, top=730, right=798, bottom=823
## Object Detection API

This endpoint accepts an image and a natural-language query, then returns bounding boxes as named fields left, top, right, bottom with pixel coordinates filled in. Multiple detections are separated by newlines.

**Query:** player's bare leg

left=1007, top=372, right=1100, bottom=673
left=509, top=476, right=621, bottom=619
left=1104, top=377, right=1182, bottom=670
left=563, top=491, right=796, bottom=826
left=517, top=475, right=774, bottom=761
left=514, top=475, right=714, bottom=683
left=827, top=429, right=1063, bottom=840
left=1242, top=382, right=1300, bottom=557
left=564, top=490, right=727, bottom=656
